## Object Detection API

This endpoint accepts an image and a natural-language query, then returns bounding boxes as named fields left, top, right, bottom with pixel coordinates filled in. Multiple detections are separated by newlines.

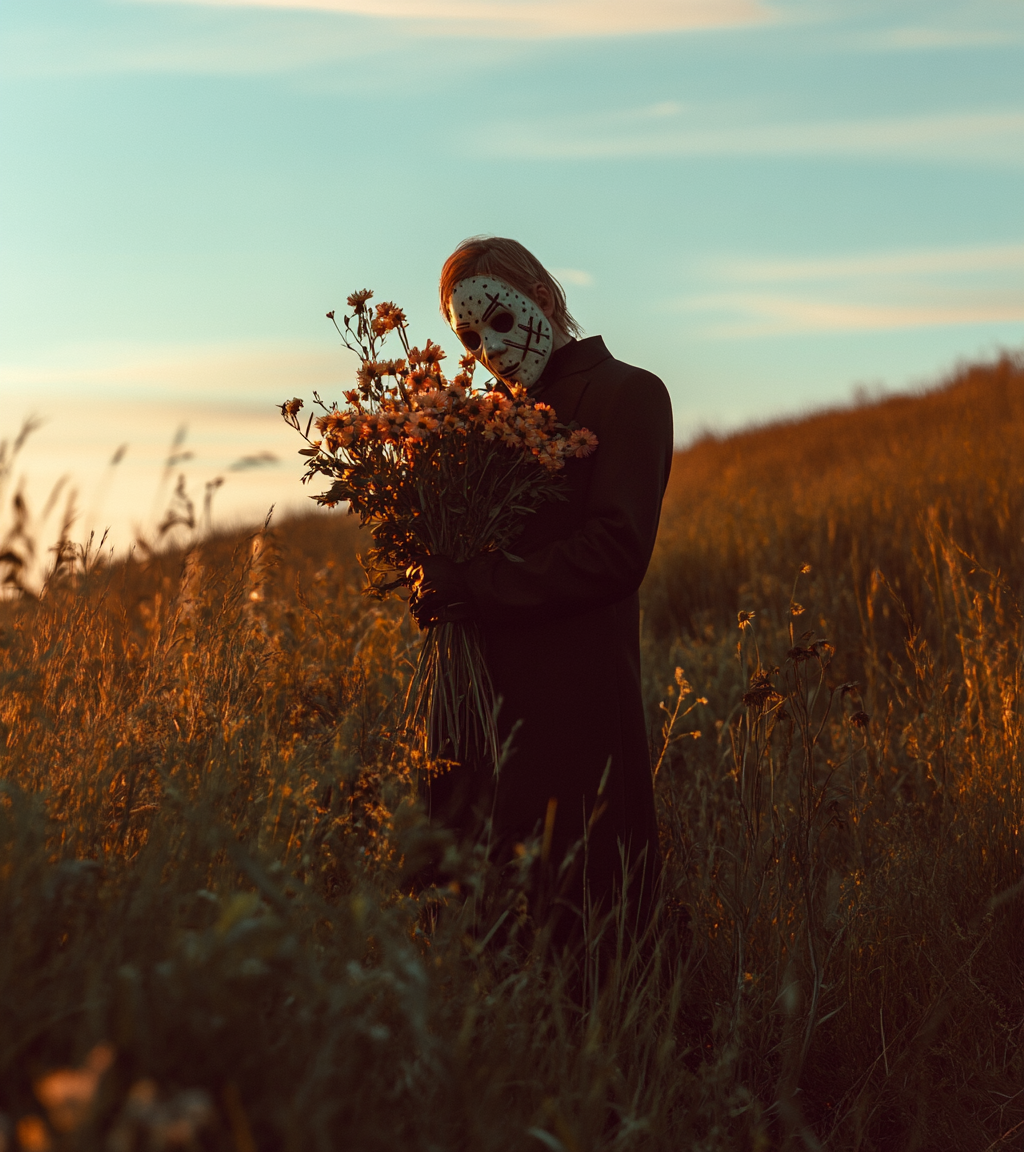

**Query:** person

left=409, top=236, right=673, bottom=939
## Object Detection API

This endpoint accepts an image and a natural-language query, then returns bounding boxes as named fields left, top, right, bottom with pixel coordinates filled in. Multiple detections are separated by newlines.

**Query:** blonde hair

left=439, top=236, right=583, bottom=339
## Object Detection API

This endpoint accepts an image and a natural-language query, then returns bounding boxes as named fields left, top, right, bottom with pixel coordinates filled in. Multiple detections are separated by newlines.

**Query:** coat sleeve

left=463, top=368, right=673, bottom=617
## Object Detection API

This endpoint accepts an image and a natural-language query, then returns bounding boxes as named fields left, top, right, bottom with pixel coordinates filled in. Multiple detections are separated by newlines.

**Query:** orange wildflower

left=372, top=302, right=406, bottom=334
left=567, top=428, right=598, bottom=458
left=420, top=340, right=446, bottom=367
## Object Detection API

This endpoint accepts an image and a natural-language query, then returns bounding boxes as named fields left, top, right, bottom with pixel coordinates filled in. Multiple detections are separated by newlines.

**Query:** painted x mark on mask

left=448, top=276, right=554, bottom=389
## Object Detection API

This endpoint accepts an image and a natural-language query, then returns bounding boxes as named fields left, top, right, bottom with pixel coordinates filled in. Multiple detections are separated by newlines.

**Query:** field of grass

left=1, top=353, right=1023, bottom=1151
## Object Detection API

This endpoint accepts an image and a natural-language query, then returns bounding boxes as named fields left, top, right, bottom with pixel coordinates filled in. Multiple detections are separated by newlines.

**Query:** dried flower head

left=346, top=289, right=373, bottom=312
left=810, top=639, right=835, bottom=664
left=742, top=671, right=783, bottom=713
left=737, top=610, right=755, bottom=629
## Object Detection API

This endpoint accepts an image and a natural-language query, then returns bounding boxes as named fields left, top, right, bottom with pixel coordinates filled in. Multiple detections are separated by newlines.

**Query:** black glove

left=406, top=556, right=476, bottom=629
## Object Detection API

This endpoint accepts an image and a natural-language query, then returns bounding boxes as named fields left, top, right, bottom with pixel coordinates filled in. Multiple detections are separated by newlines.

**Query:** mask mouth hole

left=460, top=330, right=481, bottom=350
left=491, top=311, right=515, bottom=333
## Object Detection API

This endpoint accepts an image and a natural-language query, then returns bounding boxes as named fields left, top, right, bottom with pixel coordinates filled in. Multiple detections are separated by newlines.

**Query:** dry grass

left=1, top=353, right=1023, bottom=1151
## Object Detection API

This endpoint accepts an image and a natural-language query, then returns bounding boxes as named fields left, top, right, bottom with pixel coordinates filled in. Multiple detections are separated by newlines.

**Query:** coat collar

left=529, top=336, right=611, bottom=396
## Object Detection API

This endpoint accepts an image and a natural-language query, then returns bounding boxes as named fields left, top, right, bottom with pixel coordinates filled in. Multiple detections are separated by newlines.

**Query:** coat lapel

left=532, top=336, right=611, bottom=423
left=546, top=374, right=592, bottom=424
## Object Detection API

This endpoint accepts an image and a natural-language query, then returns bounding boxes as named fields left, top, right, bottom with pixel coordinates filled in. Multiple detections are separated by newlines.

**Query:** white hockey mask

left=448, top=276, right=554, bottom=389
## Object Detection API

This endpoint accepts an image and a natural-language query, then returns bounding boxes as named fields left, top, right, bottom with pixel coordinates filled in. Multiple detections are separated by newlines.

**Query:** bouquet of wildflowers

left=281, top=291, right=596, bottom=770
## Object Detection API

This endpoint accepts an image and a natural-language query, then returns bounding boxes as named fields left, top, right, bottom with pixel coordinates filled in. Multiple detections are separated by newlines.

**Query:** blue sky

left=1, top=0, right=1022, bottom=548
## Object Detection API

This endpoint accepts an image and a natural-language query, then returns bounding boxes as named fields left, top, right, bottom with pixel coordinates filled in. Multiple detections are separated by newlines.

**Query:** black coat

left=460, top=336, right=674, bottom=915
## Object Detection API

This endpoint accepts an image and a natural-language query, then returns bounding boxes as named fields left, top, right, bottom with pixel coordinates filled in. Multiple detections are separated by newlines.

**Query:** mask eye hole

left=460, top=330, right=481, bottom=350
left=491, top=311, right=514, bottom=333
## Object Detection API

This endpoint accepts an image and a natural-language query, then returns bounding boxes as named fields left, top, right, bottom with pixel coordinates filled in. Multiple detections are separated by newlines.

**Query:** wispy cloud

left=551, top=267, right=594, bottom=287
left=0, top=342, right=350, bottom=406
left=134, top=0, right=773, bottom=39
left=0, top=13, right=385, bottom=78
left=688, top=294, right=1024, bottom=336
left=6, top=1, right=770, bottom=79
left=790, top=0, right=1024, bottom=53
left=681, top=242, right=1024, bottom=336
left=486, top=103, right=1024, bottom=164
left=716, top=243, right=1024, bottom=283
left=864, top=26, right=1023, bottom=50
left=845, top=0, right=1024, bottom=52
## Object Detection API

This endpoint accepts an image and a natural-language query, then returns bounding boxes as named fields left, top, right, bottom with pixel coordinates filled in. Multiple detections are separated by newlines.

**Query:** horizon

left=4, top=345, right=1012, bottom=574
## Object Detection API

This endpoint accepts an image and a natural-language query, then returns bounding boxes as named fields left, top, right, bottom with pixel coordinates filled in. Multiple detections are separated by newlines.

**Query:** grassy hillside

left=1, top=353, right=1022, bottom=1151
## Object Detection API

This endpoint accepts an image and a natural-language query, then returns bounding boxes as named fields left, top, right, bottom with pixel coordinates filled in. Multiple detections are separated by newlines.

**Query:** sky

left=1, top=0, right=1022, bottom=554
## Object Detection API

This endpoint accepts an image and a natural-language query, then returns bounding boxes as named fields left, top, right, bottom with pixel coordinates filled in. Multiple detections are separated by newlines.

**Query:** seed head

left=742, top=670, right=782, bottom=712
